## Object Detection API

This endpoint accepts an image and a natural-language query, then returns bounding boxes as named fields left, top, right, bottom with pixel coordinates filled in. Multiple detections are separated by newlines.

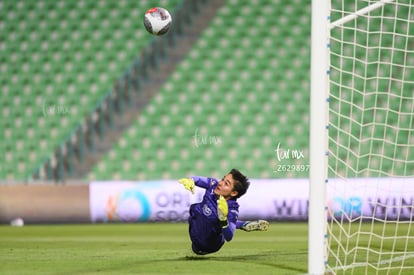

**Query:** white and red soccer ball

left=143, top=7, right=172, bottom=35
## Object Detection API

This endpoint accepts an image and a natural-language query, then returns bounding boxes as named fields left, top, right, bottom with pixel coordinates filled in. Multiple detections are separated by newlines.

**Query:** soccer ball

left=143, top=7, right=172, bottom=35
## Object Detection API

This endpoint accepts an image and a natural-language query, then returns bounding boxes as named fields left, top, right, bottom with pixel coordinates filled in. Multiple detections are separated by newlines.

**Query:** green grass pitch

left=0, top=222, right=308, bottom=274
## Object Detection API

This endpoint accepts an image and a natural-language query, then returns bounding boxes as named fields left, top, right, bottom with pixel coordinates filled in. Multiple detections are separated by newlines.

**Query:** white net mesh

left=327, top=0, right=414, bottom=273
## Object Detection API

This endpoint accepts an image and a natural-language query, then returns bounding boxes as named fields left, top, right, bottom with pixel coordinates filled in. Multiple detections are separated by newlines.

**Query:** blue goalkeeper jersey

left=188, top=176, right=239, bottom=254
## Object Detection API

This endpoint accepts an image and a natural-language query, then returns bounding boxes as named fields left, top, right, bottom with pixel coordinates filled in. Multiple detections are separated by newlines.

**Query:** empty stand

left=1, top=0, right=183, bottom=180
left=88, top=0, right=312, bottom=180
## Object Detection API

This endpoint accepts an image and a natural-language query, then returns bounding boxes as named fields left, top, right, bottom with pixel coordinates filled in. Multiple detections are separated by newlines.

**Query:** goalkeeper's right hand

left=178, top=178, right=195, bottom=194
left=217, top=195, right=229, bottom=228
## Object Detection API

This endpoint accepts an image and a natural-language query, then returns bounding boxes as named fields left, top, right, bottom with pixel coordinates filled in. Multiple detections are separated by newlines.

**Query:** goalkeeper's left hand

left=217, top=195, right=229, bottom=228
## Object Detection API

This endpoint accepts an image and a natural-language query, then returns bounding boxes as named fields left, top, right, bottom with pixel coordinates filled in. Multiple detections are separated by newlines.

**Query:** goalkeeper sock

left=236, top=220, right=245, bottom=229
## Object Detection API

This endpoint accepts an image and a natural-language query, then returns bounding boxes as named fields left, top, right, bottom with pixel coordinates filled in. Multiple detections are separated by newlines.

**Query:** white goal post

left=309, top=0, right=414, bottom=274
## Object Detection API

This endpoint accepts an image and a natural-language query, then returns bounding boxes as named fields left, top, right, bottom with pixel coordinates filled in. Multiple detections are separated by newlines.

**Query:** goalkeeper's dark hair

left=229, top=168, right=250, bottom=199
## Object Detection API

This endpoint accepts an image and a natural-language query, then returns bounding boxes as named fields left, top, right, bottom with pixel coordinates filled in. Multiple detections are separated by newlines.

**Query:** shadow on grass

left=82, top=250, right=307, bottom=274
left=183, top=251, right=307, bottom=274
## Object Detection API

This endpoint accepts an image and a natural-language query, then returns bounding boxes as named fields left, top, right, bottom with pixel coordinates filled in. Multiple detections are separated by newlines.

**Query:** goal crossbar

left=330, top=0, right=395, bottom=29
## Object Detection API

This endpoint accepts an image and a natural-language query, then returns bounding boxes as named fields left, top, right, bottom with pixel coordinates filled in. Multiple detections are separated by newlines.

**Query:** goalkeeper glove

left=217, top=195, right=229, bottom=228
left=178, top=178, right=195, bottom=194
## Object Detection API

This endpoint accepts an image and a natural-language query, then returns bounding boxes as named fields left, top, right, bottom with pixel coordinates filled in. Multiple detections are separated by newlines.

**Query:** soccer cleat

left=241, top=220, right=269, bottom=232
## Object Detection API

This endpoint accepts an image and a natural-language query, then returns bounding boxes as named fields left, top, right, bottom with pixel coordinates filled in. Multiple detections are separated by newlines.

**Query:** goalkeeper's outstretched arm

left=179, top=176, right=215, bottom=192
left=191, top=176, right=215, bottom=189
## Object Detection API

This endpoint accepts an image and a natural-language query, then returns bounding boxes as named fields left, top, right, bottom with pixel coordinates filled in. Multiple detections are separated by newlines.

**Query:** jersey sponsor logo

left=202, top=204, right=212, bottom=216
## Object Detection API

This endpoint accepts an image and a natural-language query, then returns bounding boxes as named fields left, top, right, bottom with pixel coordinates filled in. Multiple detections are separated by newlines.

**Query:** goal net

left=326, top=0, right=414, bottom=274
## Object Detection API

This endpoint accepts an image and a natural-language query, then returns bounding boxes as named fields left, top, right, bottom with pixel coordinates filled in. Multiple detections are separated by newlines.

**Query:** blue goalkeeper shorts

left=188, top=204, right=224, bottom=254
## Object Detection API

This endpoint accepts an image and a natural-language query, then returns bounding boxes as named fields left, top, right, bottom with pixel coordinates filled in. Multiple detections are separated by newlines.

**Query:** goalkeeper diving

left=179, top=168, right=269, bottom=255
